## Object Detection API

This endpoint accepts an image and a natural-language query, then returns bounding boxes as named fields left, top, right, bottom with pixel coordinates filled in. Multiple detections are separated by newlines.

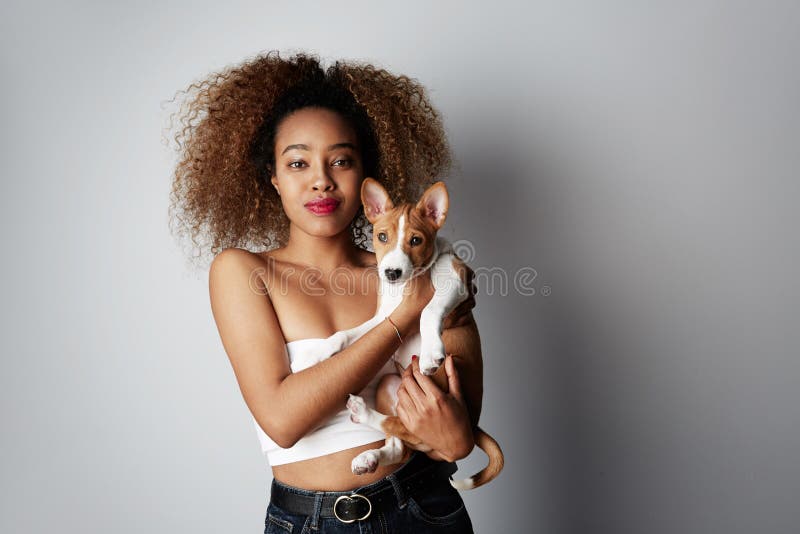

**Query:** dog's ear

left=361, top=178, right=394, bottom=223
left=416, top=181, right=449, bottom=229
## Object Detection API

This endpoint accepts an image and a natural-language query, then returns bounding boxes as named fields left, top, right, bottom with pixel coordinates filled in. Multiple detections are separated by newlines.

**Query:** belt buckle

left=333, top=493, right=372, bottom=523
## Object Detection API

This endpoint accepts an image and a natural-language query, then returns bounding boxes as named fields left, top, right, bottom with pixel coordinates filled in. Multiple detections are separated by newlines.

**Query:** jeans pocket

left=407, top=486, right=467, bottom=527
left=264, top=503, right=295, bottom=534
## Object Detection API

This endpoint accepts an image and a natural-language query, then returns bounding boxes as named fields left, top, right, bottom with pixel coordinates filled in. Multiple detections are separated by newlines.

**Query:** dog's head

left=361, top=178, right=449, bottom=285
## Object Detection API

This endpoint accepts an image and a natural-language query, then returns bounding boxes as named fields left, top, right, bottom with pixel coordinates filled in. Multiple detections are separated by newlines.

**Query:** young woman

left=169, top=51, right=484, bottom=533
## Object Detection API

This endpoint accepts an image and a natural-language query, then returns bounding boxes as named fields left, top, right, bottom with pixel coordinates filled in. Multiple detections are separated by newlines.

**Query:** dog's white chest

left=376, top=238, right=466, bottom=374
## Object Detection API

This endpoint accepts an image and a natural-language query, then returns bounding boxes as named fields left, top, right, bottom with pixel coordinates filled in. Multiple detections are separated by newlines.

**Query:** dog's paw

left=418, top=347, right=445, bottom=375
left=347, top=394, right=368, bottom=424
left=419, top=336, right=445, bottom=375
left=351, top=450, right=380, bottom=475
left=419, top=355, right=443, bottom=376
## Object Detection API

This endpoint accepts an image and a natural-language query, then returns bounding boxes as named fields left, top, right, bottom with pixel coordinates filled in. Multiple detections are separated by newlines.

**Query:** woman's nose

left=312, top=167, right=335, bottom=191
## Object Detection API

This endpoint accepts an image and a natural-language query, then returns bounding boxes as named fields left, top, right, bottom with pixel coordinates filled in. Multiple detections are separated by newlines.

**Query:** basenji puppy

left=315, top=177, right=504, bottom=490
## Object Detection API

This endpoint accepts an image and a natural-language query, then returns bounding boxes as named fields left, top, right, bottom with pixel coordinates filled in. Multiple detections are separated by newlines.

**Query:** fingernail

left=412, top=355, right=418, bottom=360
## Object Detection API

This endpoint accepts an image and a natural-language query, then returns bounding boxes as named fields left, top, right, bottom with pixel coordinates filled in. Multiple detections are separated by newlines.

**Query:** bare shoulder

left=209, top=247, right=284, bottom=292
left=207, top=248, right=285, bottom=338
left=207, top=248, right=288, bottom=372
left=210, top=247, right=262, bottom=271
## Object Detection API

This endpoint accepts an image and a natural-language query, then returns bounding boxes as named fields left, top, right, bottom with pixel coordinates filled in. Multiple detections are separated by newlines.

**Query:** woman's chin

left=294, top=218, right=352, bottom=239
left=290, top=208, right=359, bottom=238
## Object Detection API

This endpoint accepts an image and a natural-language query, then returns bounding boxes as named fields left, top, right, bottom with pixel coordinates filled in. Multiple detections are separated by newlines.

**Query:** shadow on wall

left=446, top=126, right=575, bottom=533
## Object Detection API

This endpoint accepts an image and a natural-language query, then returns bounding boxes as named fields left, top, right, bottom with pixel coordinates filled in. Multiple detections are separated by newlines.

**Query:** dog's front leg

left=319, top=314, right=383, bottom=358
left=418, top=302, right=448, bottom=375
left=418, top=255, right=468, bottom=375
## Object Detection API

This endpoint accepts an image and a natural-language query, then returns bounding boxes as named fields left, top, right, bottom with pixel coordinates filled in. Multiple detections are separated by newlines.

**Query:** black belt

left=270, top=453, right=457, bottom=524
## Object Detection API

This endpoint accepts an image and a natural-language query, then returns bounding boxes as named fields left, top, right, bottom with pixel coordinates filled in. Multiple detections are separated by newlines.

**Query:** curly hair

left=166, top=50, right=452, bottom=271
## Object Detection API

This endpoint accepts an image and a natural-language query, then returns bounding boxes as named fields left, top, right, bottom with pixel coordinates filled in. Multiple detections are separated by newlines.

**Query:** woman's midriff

left=271, top=439, right=405, bottom=491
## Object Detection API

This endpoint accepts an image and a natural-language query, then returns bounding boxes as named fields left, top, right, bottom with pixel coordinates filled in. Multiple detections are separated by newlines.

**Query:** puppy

left=319, top=178, right=503, bottom=490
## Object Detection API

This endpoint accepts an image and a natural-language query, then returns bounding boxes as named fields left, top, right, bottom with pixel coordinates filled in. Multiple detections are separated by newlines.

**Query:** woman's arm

left=209, top=248, right=432, bottom=448
left=441, top=315, right=483, bottom=427
left=439, top=264, right=483, bottom=425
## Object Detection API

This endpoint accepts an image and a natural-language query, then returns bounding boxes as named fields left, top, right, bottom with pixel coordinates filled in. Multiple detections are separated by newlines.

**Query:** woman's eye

left=332, top=158, right=351, bottom=167
left=288, top=161, right=305, bottom=169
left=378, top=232, right=388, bottom=243
left=410, top=236, right=422, bottom=246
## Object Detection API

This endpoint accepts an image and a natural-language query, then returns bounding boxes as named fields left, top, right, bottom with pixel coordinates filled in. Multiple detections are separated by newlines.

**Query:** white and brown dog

left=315, top=178, right=504, bottom=490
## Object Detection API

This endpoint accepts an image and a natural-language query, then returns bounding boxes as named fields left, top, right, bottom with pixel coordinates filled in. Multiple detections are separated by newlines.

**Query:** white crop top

left=251, top=337, right=398, bottom=466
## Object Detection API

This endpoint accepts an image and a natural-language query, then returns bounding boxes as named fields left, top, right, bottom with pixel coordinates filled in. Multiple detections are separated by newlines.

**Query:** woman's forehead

left=275, top=107, right=358, bottom=149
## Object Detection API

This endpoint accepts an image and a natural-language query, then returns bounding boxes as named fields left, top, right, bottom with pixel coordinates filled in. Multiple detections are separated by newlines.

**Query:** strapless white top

left=251, top=337, right=397, bottom=466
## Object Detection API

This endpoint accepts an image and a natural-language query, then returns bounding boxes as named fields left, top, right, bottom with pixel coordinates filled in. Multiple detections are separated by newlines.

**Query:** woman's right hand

left=389, top=269, right=435, bottom=336
left=403, top=268, right=436, bottom=312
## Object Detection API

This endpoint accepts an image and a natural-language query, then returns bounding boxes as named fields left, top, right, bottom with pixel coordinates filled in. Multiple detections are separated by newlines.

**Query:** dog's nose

left=384, top=268, right=402, bottom=281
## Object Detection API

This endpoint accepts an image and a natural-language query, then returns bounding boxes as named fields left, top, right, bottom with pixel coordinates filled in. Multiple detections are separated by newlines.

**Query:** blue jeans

left=264, top=452, right=474, bottom=533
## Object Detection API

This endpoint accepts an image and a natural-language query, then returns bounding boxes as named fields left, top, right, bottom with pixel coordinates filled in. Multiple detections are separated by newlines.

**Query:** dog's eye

left=378, top=232, right=388, bottom=243
left=410, top=236, right=422, bottom=246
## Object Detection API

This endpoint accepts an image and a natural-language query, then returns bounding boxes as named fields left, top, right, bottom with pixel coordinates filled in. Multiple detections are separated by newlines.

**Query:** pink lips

left=304, top=197, right=341, bottom=215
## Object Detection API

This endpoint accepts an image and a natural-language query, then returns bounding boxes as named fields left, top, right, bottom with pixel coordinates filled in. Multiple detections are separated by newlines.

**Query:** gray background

left=1, top=1, right=798, bottom=533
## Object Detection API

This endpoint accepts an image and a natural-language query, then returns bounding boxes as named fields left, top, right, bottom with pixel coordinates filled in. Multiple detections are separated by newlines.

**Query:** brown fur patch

left=399, top=205, right=439, bottom=270
left=380, top=416, right=424, bottom=446
left=370, top=203, right=441, bottom=268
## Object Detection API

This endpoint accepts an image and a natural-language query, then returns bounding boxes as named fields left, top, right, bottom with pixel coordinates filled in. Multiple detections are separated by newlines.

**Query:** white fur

left=347, top=394, right=385, bottom=427
left=449, top=478, right=474, bottom=490
left=351, top=436, right=405, bottom=474
left=417, top=239, right=467, bottom=374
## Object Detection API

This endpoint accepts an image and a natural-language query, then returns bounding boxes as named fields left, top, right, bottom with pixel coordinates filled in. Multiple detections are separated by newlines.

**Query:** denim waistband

left=269, top=451, right=457, bottom=527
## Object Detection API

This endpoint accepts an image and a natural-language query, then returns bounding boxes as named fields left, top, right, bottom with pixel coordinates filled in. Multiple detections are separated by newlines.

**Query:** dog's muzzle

left=333, top=493, right=372, bottom=523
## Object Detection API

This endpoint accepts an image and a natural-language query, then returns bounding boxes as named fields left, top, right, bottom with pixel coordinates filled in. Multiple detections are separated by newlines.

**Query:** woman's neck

left=281, top=224, right=363, bottom=272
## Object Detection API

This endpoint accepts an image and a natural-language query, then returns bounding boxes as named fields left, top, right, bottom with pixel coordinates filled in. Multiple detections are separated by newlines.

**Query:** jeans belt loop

left=310, top=492, right=323, bottom=530
left=387, top=472, right=408, bottom=509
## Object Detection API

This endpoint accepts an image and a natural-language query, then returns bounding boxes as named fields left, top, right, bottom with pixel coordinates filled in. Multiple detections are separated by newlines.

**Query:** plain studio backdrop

left=1, top=1, right=798, bottom=533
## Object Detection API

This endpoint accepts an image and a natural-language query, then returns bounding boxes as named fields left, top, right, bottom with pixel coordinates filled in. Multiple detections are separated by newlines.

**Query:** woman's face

left=270, top=106, right=365, bottom=240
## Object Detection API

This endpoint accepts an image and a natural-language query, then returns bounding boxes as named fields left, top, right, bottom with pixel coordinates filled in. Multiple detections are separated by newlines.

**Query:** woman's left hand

left=396, top=355, right=474, bottom=462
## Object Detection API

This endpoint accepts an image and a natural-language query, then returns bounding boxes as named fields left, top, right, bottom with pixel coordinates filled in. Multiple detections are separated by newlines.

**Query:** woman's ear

left=270, top=175, right=280, bottom=196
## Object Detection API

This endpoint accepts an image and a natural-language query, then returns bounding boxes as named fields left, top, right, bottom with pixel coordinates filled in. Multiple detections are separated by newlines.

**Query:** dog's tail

left=449, top=426, right=504, bottom=490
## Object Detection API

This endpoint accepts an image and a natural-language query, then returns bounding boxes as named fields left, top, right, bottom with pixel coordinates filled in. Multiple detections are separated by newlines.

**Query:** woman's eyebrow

left=280, top=142, right=358, bottom=155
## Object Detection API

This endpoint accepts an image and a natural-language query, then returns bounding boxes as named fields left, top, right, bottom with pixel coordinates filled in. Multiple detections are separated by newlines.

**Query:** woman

left=169, top=51, right=483, bottom=533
